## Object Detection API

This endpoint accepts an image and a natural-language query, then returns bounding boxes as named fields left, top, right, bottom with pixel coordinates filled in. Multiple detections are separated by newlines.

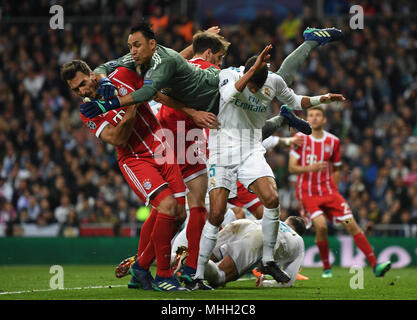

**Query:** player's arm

left=99, top=106, right=138, bottom=148
left=154, top=92, right=219, bottom=129
left=273, top=74, right=346, bottom=110
left=288, top=153, right=327, bottom=174
left=234, top=45, right=272, bottom=92
left=258, top=251, right=305, bottom=288
left=81, top=58, right=175, bottom=118
left=332, top=165, right=341, bottom=188
left=94, top=53, right=137, bottom=79
left=262, top=135, right=303, bottom=150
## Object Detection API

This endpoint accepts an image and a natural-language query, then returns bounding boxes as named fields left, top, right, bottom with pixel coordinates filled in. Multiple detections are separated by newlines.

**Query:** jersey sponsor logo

left=220, top=79, right=228, bottom=87
left=86, top=121, right=96, bottom=130
left=118, top=86, right=128, bottom=96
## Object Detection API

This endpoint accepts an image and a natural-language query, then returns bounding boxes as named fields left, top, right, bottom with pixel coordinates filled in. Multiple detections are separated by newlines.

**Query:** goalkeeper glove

left=96, top=77, right=117, bottom=99
left=80, top=97, right=120, bottom=118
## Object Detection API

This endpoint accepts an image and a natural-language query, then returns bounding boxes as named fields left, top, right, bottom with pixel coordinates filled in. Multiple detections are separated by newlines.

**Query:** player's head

left=307, top=106, right=327, bottom=130
left=61, top=60, right=98, bottom=98
left=192, top=31, right=230, bottom=67
left=128, top=22, right=157, bottom=66
left=244, top=55, right=268, bottom=93
left=285, top=216, right=306, bottom=236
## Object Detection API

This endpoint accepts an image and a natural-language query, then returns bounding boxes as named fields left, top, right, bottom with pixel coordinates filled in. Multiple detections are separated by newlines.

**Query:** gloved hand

left=80, top=97, right=120, bottom=118
left=96, top=77, right=117, bottom=99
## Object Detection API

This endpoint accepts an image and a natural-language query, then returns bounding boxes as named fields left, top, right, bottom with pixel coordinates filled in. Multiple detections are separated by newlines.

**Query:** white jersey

left=214, top=219, right=304, bottom=287
left=208, top=66, right=302, bottom=165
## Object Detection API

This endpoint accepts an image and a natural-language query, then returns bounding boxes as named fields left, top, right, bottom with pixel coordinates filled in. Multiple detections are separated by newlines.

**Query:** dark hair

left=192, top=31, right=230, bottom=55
left=130, top=22, right=156, bottom=40
left=244, top=56, right=268, bottom=89
left=60, top=60, right=91, bottom=82
left=286, top=216, right=307, bottom=236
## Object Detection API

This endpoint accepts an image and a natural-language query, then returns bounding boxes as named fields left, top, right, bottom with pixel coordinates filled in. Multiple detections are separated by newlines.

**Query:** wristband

left=309, top=95, right=322, bottom=106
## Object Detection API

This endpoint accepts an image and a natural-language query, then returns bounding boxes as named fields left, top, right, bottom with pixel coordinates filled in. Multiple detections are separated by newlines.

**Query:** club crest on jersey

left=325, top=144, right=331, bottom=153
left=143, top=179, right=152, bottom=190
left=264, top=87, right=271, bottom=96
left=306, top=146, right=311, bottom=151
left=118, top=86, right=128, bottom=96
left=86, top=121, right=96, bottom=130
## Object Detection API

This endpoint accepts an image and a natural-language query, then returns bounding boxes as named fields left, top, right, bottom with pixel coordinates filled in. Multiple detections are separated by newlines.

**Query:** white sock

left=194, top=221, right=219, bottom=279
left=262, top=205, right=280, bottom=263
left=221, top=208, right=236, bottom=228
left=204, top=260, right=226, bottom=287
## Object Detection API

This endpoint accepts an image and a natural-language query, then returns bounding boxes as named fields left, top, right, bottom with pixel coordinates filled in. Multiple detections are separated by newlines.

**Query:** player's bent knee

left=208, top=207, right=226, bottom=227
left=157, top=195, right=177, bottom=216
left=263, top=195, right=280, bottom=209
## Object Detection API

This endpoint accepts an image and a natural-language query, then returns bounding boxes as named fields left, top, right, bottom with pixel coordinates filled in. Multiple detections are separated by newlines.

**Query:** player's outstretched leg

left=276, top=27, right=343, bottom=86
left=129, top=260, right=155, bottom=290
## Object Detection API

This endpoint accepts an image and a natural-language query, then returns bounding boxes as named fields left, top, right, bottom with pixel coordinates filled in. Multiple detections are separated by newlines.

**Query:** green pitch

left=0, top=265, right=416, bottom=300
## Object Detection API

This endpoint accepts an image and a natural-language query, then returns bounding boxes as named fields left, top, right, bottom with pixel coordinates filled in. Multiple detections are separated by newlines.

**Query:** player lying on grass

left=61, top=61, right=190, bottom=291
left=289, top=106, right=392, bottom=278
left=171, top=216, right=306, bottom=288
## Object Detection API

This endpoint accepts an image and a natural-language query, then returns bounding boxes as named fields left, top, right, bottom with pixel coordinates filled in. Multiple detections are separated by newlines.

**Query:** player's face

left=67, top=71, right=98, bottom=98
left=307, top=109, right=326, bottom=130
left=247, top=81, right=260, bottom=93
left=208, top=50, right=225, bottom=67
left=128, top=32, right=156, bottom=66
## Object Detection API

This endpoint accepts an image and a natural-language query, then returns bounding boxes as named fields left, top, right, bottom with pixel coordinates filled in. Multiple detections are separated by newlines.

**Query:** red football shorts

left=299, top=192, right=353, bottom=225
left=119, top=157, right=186, bottom=207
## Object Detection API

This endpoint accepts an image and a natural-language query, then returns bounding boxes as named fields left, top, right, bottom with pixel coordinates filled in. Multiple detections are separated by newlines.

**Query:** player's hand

left=96, top=77, right=117, bottom=99
left=310, top=161, right=328, bottom=172
left=80, top=97, right=121, bottom=118
left=190, top=111, right=219, bottom=129
left=320, top=93, right=346, bottom=103
left=253, top=44, right=272, bottom=70
left=206, top=26, right=220, bottom=34
left=290, top=136, right=304, bottom=147
left=255, top=274, right=265, bottom=287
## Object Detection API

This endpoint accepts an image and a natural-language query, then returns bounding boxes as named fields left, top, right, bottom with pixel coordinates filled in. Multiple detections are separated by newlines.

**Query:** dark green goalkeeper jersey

left=94, top=44, right=221, bottom=114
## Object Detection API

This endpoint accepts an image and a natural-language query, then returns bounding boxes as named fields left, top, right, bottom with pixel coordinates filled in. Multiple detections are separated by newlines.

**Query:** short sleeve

left=331, top=138, right=342, bottom=166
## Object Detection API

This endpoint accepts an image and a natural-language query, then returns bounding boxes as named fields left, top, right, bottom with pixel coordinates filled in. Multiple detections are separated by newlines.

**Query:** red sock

left=152, top=213, right=176, bottom=278
left=137, top=208, right=158, bottom=257
left=353, top=232, right=376, bottom=268
left=185, top=207, right=207, bottom=270
left=316, top=239, right=331, bottom=270
left=137, top=208, right=157, bottom=269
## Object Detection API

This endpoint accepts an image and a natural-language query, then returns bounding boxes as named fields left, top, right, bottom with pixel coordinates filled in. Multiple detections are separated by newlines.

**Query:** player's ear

left=204, top=48, right=213, bottom=59
left=149, top=38, right=156, bottom=50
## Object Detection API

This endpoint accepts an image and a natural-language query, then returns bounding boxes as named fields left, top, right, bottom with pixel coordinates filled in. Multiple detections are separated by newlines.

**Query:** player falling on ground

left=193, top=44, right=346, bottom=289
left=172, top=216, right=306, bottom=288
left=288, top=106, right=392, bottom=278
left=61, top=61, right=189, bottom=291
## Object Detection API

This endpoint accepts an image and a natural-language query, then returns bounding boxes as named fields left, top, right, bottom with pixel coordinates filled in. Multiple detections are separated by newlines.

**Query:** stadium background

left=0, top=0, right=416, bottom=268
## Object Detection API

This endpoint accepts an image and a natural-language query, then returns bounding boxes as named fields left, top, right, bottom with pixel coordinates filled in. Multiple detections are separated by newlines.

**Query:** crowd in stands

left=1, top=0, right=417, bottom=237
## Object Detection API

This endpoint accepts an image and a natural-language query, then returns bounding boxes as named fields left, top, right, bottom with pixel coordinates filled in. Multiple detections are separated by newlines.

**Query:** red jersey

left=290, top=131, right=342, bottom=199
left=80, top=67, right=165, bottom=162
